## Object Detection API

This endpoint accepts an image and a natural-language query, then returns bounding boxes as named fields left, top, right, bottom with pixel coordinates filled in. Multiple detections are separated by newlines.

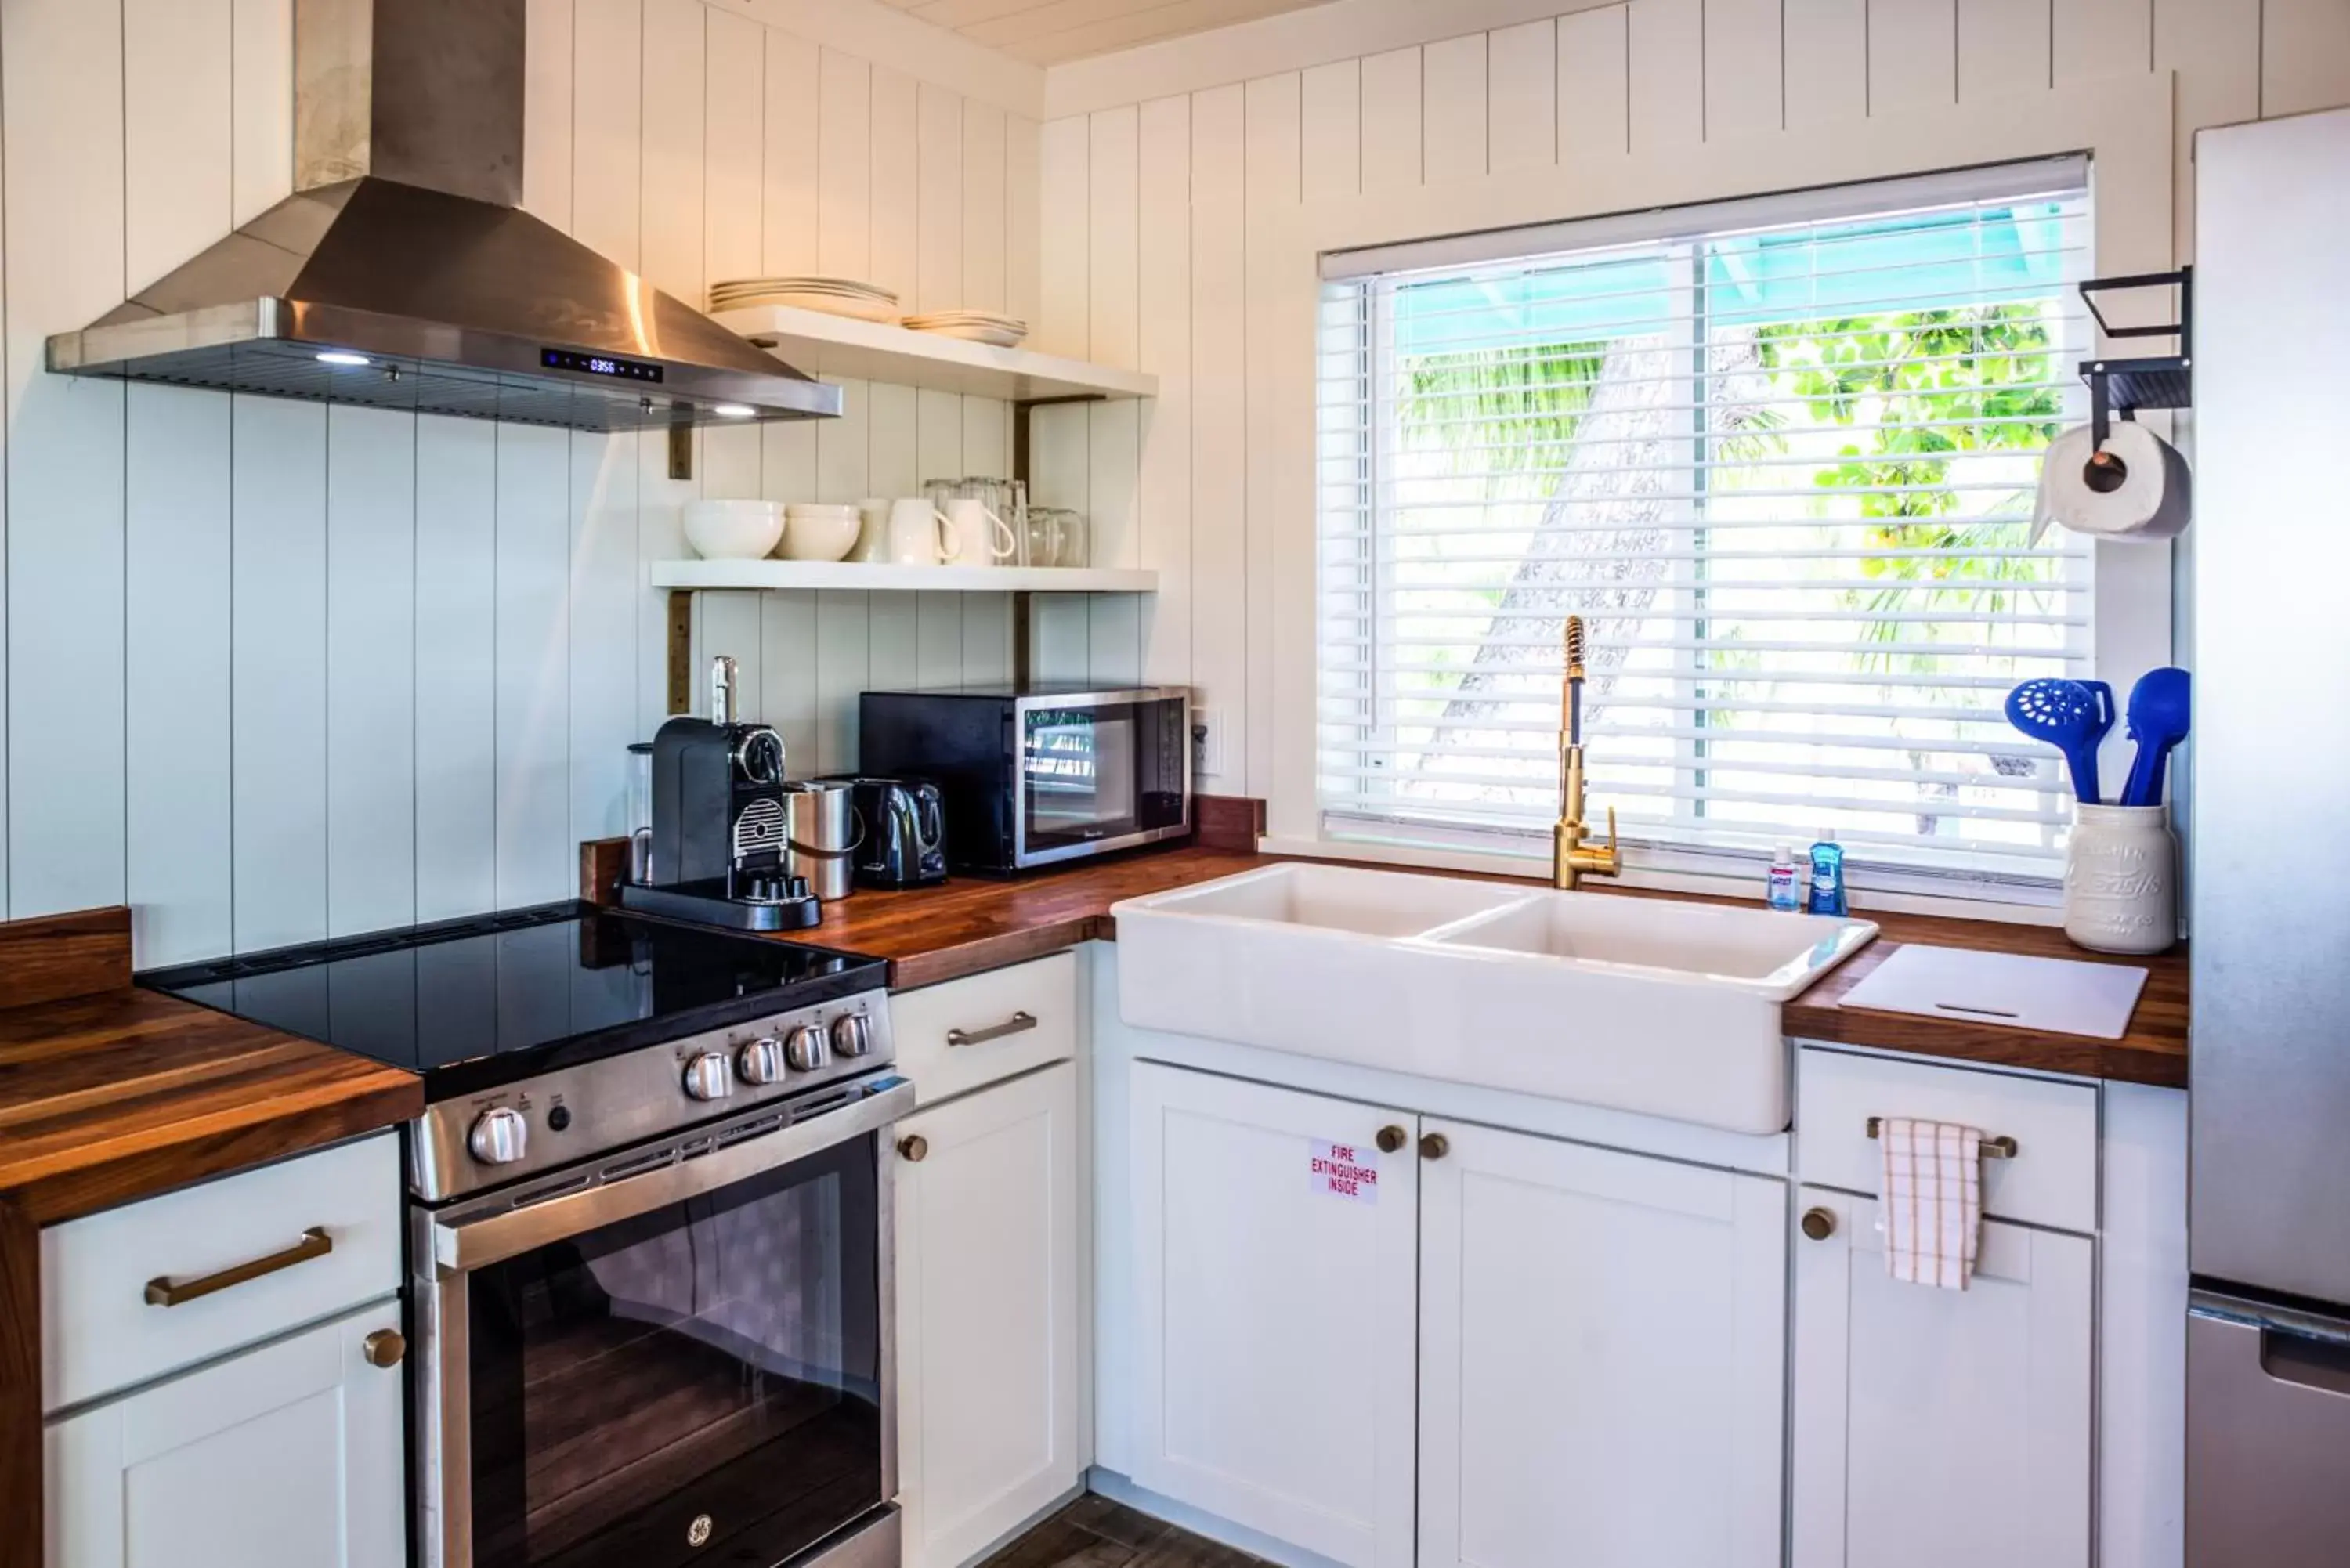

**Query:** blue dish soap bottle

left=1808, top=830, right=1847, bottom=916
left=1766, top=844, right=1802, bottom=912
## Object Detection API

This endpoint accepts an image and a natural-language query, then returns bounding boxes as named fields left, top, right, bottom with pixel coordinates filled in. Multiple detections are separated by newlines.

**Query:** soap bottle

left=1766, top=844, right=1802, bottom=912
left=1808, top=831, right=1847, bottom=916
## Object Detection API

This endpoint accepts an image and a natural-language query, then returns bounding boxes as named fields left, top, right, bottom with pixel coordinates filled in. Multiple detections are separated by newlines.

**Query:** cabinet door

left=1130, top=1062, right=1419, bottom=1568
left=47, top=1299, right=403, bottom=1568
left=1791, top=1187, right=2092, bottom=1568
left=1419, top=1120, right=1786, bottom=1568
left=896, top=1063, right=1083, bottom=1568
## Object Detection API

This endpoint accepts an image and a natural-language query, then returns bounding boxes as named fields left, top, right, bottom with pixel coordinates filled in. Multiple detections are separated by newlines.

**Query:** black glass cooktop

left=140, top=902, right=885, bottom=1099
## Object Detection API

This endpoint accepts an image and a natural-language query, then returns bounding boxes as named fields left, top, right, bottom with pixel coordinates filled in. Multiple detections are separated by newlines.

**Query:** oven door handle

left=430, top=1078, right=916, bottom=1275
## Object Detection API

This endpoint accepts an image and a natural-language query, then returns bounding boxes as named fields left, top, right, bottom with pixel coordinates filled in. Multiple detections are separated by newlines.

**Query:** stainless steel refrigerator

left=2187, top=103, right=2350, bottom=1566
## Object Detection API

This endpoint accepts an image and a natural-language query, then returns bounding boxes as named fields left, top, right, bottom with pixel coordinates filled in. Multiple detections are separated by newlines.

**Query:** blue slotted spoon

left=2119, top=667, right=2191, bottom=807
left=2006, top=678, right=2107, bottom=804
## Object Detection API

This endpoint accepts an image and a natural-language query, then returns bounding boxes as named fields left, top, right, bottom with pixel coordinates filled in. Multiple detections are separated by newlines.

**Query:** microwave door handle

left=430, top=1078, right=915, bottom=1276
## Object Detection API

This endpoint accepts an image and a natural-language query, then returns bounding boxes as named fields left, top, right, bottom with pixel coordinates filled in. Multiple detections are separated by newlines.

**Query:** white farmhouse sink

left=1112, top=862, right=1876, bottom=1134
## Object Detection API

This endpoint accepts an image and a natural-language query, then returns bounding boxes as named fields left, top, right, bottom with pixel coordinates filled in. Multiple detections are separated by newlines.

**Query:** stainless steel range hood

left=46, top=0, right=838, bottom=431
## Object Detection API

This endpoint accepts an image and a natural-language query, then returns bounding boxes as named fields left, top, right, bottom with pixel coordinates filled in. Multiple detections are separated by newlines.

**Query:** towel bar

left=1866, top=1116, right=2018, bottom=1158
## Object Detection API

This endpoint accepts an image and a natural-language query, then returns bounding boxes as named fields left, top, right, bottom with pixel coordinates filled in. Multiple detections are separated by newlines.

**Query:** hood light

left=712, top=403, right=756, bottom=418
left=316, top=351, right=371, bottom=367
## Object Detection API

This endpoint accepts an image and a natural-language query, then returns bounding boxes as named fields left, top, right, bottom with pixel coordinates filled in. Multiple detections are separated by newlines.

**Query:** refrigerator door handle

left=2262, top=1326, right=2350, bottom=1398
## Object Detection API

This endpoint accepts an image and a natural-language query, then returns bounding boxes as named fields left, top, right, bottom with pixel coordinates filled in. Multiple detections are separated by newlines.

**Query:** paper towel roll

left=2031, top=421, right=2191, bottom=544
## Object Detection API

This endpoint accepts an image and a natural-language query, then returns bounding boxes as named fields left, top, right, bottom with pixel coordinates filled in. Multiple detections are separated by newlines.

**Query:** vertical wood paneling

left=573, top=0, right=644, bottom=269
left=917, top=594, right=964, bottom=689
left=324, top=406, right=417, bottom=938
left=871, top=68, right=921, bottom=305
left=125, top=388, right=232, bottom=966
left=5, top=0, right=126, bottom=919
left=962, top=100, right=1009, bottom=312
left=703, top=421, right=763, bottom=498
left=868, top=594, right=920, bottom=688
left=917, top=389, right=965, bottom=490
left=1089, top=593, right=1142, bottom=686
left=760, top=591, right=817, bottom=774
left=1423, top=34, right=1489, bottom=182
left=1088, top=403, right=1142, bottom=572
left=230, top=0, right=292, bottom=226
left=638, top=425, right=691, bottom=732
left=1029, top=403, right=1093, bottom=684
left=1037, top=117, right=1091, bottom=359
left=817, top=379, right=873, bottom=503
left=414, top=418, right=497, bottom=923
left=964, top=396, right=1010, bottom=479
left=495, top=427, right=572, bottom=909
left=641, top=0, right=707, bottom=304
left=918, top=83, right=964, bottom=313
left=524, top=0, right=575, bottom=231
left=1242, top=73, right=1300, bottom=798
left=1191, top=83, right=1247, bottom=785
left=2052, top=0, right=2150, bottom=84
left=1488, top=19, right=1559, bottom=170
left=230, top=400, right=328, bottom=951
left=1557, top=6, right=1632, bottom=160
left=762, top=30, right=820, bottom=275
left=704, top=6, right=765, bottom=289
left=700, top=592, right=765, bottom=717
left=2157, top=0, right=2259, bottom=259
left=1705, top=0, right=1785, bottom=137
left=1871, top=0, right=1961, bottom=108
left=1359, top=48, right=1423, bottom=193
left=1301, top=60, right=1362, bottom=199
left=868, top=383, right=920, bottom=498
left=125, top=0, right=231, bottom=294
left=963, top=593, right=1014, bottom=685
left=1090, top=108, right=1142, bottom=370
left=1629, top=0, right=1706, bottom=149
left=1006, top=114, right=1043, bottom=331
left=1963, top=0, right=2055, bottom=98
left=819, top=50, right=873, bottom=280
left=916, top=388, right=967, bottom=670
left=1785, top=0, right=1873, bottom=128
left=2261, top=0, right=2350, bottom=116
left=815, top=592, right=870, bottom=773
left=1137, top=93, right=1194, bottom=692
left=569, top=432, right=638, bottom=848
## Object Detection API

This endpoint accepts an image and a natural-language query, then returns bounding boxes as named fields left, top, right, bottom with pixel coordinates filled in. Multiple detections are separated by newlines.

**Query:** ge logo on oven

left=686, top=1514, right=714, bottom=1548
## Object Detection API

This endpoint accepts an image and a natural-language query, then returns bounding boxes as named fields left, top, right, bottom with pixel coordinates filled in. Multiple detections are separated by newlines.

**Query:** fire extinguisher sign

left=1311, top=1140, right=1379, bottom=1205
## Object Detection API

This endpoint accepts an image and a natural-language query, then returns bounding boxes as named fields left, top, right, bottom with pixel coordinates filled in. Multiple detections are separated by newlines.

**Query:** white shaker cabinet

left=1128, top=1062, right=1420, bottom=1568
left=45, top=1299, right=406, bottom=1568
left=895, top=1062, right=1084, bottom=1568
left=1418, top=1119, right=1787, bottom=1568
left=1790, top=1187, right=2094, bottom=1568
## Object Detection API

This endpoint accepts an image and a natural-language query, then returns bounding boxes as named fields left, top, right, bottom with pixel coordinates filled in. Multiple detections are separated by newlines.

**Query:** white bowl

left=683, top=499, right=785, bottom=560
left=781, top=510, right=860, bottom=562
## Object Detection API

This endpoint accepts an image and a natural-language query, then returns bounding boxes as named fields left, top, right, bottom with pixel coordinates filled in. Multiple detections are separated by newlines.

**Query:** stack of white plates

left=709, top=276, right=900, bottom=323
left=898, top=310, right=1029, bottom=348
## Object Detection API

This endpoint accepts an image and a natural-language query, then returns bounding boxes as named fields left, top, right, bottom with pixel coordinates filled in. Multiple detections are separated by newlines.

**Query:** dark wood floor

left=977, top=1495, right=1272, bottom=1568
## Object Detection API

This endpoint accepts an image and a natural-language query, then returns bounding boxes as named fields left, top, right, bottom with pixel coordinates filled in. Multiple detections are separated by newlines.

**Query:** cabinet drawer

left=42, top=1133, right=401, bottom=1414
left=893, top=953, right=1077, bottom=1106
left=1798, top=1049, right=2096, bottom=1234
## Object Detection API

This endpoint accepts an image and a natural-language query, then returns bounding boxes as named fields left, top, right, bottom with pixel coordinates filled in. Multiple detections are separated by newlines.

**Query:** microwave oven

left=858, top=686, right=1191, bottom=872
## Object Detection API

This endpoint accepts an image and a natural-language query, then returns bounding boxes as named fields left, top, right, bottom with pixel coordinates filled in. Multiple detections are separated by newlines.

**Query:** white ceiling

left=880, top=0, right=1336, bottom=66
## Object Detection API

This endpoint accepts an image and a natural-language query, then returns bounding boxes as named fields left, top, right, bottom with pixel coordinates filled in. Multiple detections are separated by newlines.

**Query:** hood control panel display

left=542, top=348, right=663, bottom=382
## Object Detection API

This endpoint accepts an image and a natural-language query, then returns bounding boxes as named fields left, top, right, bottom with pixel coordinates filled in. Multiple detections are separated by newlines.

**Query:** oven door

left=1013, top=689, right=1190, bottom=867
left=416, top=1077, right=914, bottom=1568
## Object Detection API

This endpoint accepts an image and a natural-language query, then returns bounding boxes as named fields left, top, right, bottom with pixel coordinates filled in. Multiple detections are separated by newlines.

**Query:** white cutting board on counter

left=1838, top=944, right=2150, bottom=1039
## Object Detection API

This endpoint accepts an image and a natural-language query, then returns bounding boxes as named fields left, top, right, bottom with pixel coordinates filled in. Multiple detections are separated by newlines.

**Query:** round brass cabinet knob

left=1376, top=1126, right=1407, bottom=1154
left=898, top=1134, right=930, bottom=1164
left=1800, top=1207, right=1837, bottom=1241
left=363, top=1328, right=407, bottom=1369
left=1419, top=1133, right=1450, bottom=1162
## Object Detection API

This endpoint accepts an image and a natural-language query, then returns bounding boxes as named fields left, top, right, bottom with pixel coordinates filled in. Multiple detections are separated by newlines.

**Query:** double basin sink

left=1111, top=863, right=1877, bottom=1134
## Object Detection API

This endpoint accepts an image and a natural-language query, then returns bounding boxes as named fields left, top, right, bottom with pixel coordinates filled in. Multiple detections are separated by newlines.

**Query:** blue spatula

left=2119, top=667, right=2191, bottom=807
left=2006, top=678, right=2107, bottom=804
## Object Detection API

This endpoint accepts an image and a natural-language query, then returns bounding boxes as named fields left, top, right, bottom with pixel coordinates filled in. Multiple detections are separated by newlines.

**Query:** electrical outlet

left=1192, top=707, right=1225, bottom=779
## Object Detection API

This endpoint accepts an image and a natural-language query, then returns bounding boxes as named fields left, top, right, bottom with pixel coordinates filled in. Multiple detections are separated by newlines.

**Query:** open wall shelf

left=713, top=305, right=1159, bottom=403
left=649, top=560, right=1158, bottom=594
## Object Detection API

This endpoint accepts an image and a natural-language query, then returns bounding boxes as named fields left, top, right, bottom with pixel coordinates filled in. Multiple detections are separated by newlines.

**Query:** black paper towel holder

left=2078, top=267, right=2193, bottom=480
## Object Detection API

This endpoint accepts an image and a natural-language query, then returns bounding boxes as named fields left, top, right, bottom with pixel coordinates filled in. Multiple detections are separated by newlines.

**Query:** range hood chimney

left=47, top=0, right=838, bottom=431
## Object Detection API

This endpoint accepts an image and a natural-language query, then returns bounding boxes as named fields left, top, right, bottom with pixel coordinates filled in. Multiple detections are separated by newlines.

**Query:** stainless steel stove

left=145, top=903, right=909, bottom=1568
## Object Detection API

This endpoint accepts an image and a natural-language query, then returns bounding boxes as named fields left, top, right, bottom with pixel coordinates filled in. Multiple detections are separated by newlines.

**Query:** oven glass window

left=1020, top=699, right=1185, bottom=858
left=466, top=1135, right=881, bottom=1568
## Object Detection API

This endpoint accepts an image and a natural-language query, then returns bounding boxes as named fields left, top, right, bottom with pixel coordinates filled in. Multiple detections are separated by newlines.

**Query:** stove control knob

left=468, top=1107, right=529, bottom=1166
left=737, top=1035, right=786, bottom=1086
left=785, top=1023, right=831, bottom=1073
left=830, top=1013, right=873, bottom=1058
left=682, top=1050, right=734, bottom=1102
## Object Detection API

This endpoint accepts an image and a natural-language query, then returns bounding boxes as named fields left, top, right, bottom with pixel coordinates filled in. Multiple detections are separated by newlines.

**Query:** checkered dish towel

left=1877, top=1117, right=1983, bottom=1290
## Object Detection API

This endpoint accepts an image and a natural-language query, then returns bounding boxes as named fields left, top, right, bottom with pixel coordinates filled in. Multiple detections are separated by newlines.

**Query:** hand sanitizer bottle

left=1808, top=830, right=1847, bottom=916
left=1766, top=844, right=1802, bottom=912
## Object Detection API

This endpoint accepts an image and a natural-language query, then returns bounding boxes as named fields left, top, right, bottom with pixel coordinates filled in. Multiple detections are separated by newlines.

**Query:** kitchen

left=0, top=0, right=2344, bottom=1566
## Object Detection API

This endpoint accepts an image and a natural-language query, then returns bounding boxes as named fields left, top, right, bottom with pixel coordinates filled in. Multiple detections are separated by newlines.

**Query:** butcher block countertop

left=750, top=841, right=2188, bottom=1091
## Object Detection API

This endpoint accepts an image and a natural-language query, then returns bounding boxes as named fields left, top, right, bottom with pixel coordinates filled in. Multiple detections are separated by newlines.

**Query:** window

left=1317, top=162, right=2095, bottom=889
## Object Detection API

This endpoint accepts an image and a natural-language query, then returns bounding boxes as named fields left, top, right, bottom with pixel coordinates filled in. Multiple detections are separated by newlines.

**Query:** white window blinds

left=1316, top=165, right=2095, bottom=883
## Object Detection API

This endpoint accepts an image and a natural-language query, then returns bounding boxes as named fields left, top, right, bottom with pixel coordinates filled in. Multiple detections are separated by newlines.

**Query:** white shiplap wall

left=1032, top=0, right=2350, bottom=799
left=0, top=0, right=1043, bottom=963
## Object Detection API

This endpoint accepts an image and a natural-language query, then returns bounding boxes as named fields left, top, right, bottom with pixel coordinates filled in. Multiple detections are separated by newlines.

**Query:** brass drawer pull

left=1865, top=1117, right=2018, bottom=1158
left=144, top=1227, right=334, bottom=1308
left=945, top=1010, right=1037, bottom=1048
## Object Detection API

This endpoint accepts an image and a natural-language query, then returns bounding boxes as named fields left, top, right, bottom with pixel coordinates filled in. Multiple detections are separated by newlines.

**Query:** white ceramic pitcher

left=886, top=498, right=961, bottom=565
left=942, top=497, right=1019, bottom=566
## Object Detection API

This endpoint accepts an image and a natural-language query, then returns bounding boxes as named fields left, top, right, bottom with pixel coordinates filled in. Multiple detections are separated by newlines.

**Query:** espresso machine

left=621, top=656, right=822, bottom=931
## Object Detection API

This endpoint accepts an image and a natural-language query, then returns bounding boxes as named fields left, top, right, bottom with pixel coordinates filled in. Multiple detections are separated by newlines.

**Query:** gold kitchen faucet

left=1553, top=614, right=1622, bottom=891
